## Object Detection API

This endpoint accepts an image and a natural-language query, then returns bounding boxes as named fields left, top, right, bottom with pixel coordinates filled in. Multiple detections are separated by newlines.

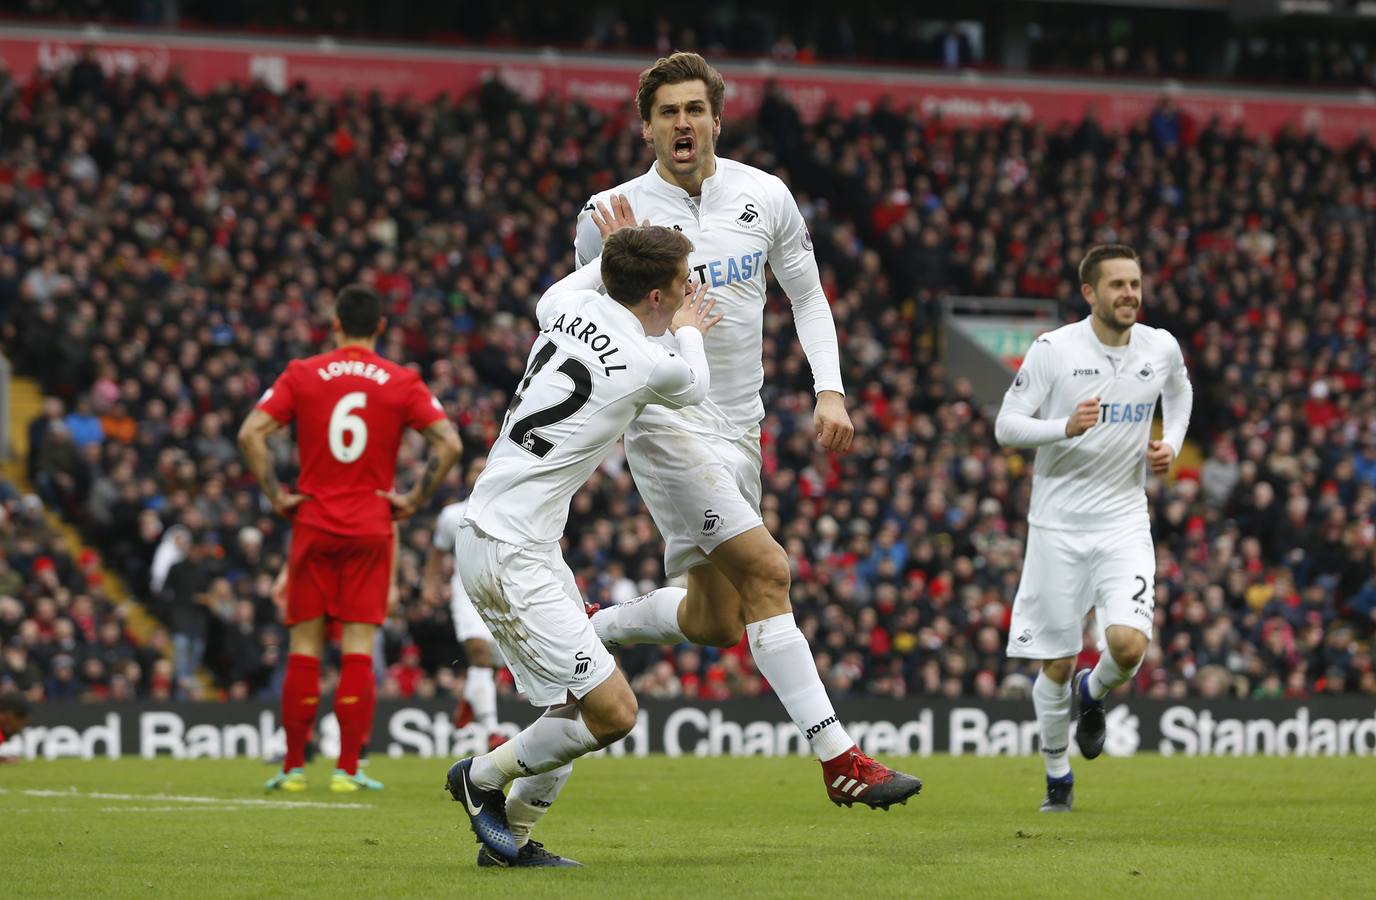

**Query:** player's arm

left=536, top=256, right=606, bottom=325
left=645, top=284, right=722, bottom=408
left=270, top=564, right=288, bottom=618
left=1148, top=336, right=1195, bottom=474
left=237, top=408, right=307, bottom=517
left=378, top=418, right=462, bottom=521
left=421, top=544, right=446, bottom=607
left=764, top=183, right=851, bottom=452
left=574, top=197, right=606, bottom=269
left=422, top=509, right=453, bottom=607
left=995, top=339, right=1090, bottom=447
left=387, top=523, right=402, bottom=613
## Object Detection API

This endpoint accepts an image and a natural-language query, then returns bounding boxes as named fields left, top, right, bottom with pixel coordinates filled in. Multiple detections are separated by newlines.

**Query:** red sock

left=335, top=653, right=376, bottom=776
left=281, top=654, right=321, bottom=772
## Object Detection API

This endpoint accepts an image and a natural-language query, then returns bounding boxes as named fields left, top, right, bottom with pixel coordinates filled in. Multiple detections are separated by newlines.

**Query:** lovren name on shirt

left=315, top=359, right=393, bottom=385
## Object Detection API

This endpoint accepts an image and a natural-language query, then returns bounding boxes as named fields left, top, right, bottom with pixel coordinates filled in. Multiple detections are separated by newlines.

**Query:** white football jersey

left=996, top=318, right=1193, bottom=530
left=433, top=500, right=468, bottom=598
left=576, top=158, right=843, bottom=438
left=465, top=274, right=710, bottom=546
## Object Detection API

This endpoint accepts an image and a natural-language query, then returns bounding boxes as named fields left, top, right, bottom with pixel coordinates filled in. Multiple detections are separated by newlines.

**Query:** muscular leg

left=707, top=526, right=853, bottom=761
left=679, top=563, right=746, bottom=647
left=470, top=671, right=637, bottom=790
left=461, top=637, right=500, bottom=733
left=335, top=622, right=379, bottom=776
left=1035, top=656, right=1075, bottom=779
left=1086, top=625, right=1148, bottom=700
left=280, top=617, right=326, bottom=773
left=588, top=543, right=748, bottom=649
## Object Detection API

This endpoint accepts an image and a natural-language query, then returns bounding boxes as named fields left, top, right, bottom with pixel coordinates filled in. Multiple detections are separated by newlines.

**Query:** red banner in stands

left=1, top=27, right=1373, bottom=143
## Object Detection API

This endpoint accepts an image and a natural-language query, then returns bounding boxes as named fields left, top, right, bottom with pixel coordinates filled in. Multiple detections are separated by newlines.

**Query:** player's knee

left=741, top=544, right=791, bottom=600
left=465, top=639, right=493, bottom=668
left=697, top=616, right=746, bottom=649
left=590, top=694, right=639, bottom=745
left=1041, top=658, right=1074, bottom=684
left=1109, top=632, right=1148, bottom=670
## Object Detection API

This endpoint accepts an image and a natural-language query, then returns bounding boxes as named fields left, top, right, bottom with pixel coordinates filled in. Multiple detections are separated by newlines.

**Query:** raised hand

left=591, top=193, right=649, bottom=237
left=671, top=281, right=724, bottom=335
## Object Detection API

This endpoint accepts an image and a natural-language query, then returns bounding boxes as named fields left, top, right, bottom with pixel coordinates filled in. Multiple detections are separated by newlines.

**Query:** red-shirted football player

left=240, top=284, right=461, bottom=793
left=0, top=692, right=31, bottom=762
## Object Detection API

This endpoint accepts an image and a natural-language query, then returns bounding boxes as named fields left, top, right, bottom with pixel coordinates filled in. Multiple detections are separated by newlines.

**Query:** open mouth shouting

left=672, top=133, right=696, bottom=164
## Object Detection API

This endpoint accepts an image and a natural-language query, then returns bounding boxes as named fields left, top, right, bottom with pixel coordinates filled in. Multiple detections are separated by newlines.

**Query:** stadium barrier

left=6, top=698, right=1375, bottom=761
left=1, top=25, right=1375, bottom=143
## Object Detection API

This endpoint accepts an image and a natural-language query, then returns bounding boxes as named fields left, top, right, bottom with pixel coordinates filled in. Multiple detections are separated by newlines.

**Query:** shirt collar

left=642, top=161, right=719, bottom=199
left=597, top=291, right=648, bottom=338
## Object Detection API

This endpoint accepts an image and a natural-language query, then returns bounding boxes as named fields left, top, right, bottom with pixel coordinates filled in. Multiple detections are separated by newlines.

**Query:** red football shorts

left=286, top=522, right=392, bottom=626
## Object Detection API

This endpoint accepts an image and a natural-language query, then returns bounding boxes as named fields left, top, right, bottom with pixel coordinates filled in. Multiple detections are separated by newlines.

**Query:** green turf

left=1, top=754, right=1370, bottom=898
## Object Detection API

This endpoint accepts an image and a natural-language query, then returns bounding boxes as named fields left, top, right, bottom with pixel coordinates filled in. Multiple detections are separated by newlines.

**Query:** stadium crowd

left=1, top=51, right=1374, bottom=708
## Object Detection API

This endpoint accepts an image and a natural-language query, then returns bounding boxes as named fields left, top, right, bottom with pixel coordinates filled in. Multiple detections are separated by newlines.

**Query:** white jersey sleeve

left=433, top=502, right=467, bottom=551
left=766, top=180, right=845, bottom=398
left=996, top=337, right=1071, bottom=447
left=645, top=326, right=710, bottom=408
left=575, top=203, right=603, bottom=268
left=538, top=258, right=604, bottom=326
left=1159, top=334, right=1193, bottom=456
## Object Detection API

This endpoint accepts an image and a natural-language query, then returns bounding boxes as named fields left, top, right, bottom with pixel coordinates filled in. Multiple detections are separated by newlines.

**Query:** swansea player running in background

left=424, top=459, right=508, bottom=751
left=447, top=225, right=720, bottom=868
left=577, top=52, right=921, bottom=808
left=996, top=245, right=1193, bottom=812
left=240, top=285, right=461, bottom=793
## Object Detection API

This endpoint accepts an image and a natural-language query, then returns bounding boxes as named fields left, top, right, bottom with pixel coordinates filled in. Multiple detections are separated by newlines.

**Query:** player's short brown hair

left=601, top=226, right=694, bottom=307
left=637, top=52, right=726, bottom=122
left=1078, top=244, right=1140, bottom=289
left=335, top=284, right=383, bottom=337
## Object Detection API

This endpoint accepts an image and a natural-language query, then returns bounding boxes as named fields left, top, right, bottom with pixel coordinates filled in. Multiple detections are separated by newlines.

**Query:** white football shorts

left=625, top=424, right=765, bottom=578
left=450, top=576, right=496, bottom=645
left=453, top=523, right=615, bottom=707
left=1006, top=519, right=1156, bottom=660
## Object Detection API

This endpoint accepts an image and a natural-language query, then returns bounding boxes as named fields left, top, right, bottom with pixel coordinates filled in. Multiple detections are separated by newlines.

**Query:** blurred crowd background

left=1, top=3, right=1375, bottom=707
left=5, top=0, right=1376, bottom=86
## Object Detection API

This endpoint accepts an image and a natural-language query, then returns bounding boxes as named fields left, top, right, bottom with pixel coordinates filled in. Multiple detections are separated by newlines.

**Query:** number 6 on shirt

left=329, top=392, right=369, bottom=463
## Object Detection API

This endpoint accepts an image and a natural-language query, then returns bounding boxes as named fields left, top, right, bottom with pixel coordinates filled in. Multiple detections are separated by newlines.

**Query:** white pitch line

left=98, top=806, right=244, bottom=813
left=14, top=788, right=372, bottom=810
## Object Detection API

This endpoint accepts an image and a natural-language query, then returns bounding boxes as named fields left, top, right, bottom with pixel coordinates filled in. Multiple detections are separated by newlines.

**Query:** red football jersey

left=257, top=346, right=446, bottom=537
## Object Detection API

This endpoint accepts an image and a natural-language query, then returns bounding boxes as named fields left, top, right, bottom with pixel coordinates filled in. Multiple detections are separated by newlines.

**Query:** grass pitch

left=1, top=754, right=1370, bottom=898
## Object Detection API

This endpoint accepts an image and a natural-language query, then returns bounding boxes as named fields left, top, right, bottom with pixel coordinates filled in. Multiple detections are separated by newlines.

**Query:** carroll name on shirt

left=546, top=312, right=627, bottom=376
left=316, top=359, right=393, bottom=385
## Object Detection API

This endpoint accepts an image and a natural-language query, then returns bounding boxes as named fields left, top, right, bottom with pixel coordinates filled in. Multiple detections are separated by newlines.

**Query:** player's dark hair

left=637, top=52, right=726, bottom=122
left=335, top=284, right=383, bottom=338
left=1078, top=244, right=1139, bottom=289
left=0, top=691, right=31, bottom=720
left=601, top=226, right=694, bottom=307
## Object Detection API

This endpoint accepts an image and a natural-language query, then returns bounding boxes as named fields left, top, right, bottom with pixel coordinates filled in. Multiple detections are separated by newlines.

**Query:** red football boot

left=821, top=745, right=923, bottom=810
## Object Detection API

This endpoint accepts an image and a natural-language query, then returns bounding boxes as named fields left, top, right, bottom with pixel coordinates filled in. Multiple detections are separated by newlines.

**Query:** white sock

left=464, top=666, right=498, bottom=730
left=1033, top=671, right=1072, bottom=778
left=746, top=612, right=852, bottom=761
left=470, top=711, right=601, bottom=790
left=1087, top=652, right=1138, bottom=701
left=507, top=763, right=572, bottom=848
left=590, top=587, right=687, bottom=646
